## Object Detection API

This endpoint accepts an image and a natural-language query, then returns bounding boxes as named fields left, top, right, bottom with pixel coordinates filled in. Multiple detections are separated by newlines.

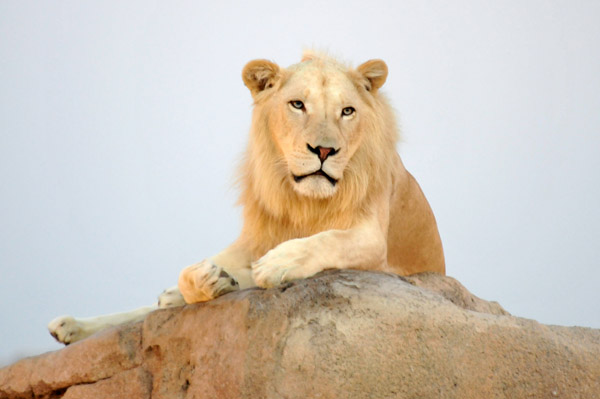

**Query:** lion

left=48, top=52, right=444, bottom=344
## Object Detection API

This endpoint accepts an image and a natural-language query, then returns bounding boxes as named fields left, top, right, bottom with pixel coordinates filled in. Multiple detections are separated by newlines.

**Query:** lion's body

left=239, top=155, right=445, bottom=277
left=48, top=52, right=444, bottom=344
left=179, top=52, right=445, bottom=300
left=387, top=165, right=445, bottom=275
left=238, top=112, right=444, bottom=275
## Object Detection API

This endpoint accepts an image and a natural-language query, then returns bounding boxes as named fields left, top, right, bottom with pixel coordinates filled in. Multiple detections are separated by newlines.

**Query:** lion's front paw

left=48, top=315, right=86, bottom=345
left=252, top=240, right=313, bottom=288
left=178, top=260, right=239, bottom=304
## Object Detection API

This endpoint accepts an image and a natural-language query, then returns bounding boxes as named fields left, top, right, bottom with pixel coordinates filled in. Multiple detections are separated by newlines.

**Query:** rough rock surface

left=1, top=270, right=599, bottom=399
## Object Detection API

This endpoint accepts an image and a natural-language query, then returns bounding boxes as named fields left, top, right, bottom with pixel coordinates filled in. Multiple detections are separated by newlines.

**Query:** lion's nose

left=307, top=144, right=338, bottom=162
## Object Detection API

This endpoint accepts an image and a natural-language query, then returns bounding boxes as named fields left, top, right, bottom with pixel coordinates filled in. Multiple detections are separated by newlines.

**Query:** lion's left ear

left=242, top=59, right=280, bottom=98
left=357, top=59, right=388, bottom=92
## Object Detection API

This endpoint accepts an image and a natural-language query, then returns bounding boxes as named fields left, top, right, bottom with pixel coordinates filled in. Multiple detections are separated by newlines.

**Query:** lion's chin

left=291, top=174, right=339, bottom=199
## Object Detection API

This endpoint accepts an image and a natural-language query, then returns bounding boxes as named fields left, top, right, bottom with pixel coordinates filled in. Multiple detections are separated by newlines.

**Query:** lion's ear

left=357, top=59, right=388, bottom=92
left=242, top=59, right=280, bottom=97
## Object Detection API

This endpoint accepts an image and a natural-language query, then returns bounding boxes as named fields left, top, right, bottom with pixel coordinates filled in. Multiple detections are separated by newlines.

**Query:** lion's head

left=242, top=53, right=392, bottom=200
left=237, top=53, right=399, bottom=255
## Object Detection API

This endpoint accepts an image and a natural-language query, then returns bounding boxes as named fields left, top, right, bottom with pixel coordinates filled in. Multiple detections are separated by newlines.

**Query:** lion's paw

left=252, top=239, right=312, bottom=288
left=178, top=260, right=239, bottom=304
left=48, top=315, right=86, bottom=345
left=157, top=286, right=186, bottom=309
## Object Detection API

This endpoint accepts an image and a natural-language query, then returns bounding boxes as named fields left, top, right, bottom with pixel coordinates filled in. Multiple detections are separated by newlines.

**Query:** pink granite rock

left=1, top=270, right=598, bottom=398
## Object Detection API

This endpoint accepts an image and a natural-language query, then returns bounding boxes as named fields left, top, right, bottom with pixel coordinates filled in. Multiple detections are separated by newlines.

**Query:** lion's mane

left=236, top=54, right=400, bottom=259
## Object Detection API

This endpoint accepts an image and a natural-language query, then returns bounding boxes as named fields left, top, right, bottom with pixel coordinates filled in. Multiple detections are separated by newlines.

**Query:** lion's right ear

left=242, top=59, right=280, bottom=97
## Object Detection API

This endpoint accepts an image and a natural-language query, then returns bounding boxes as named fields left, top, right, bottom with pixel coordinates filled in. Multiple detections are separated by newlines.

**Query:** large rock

left=1, top=270, right=599, bottom=398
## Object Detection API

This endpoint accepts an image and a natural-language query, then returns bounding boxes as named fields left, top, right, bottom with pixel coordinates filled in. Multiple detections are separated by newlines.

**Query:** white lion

left=49, top=52, right=444, bottom=344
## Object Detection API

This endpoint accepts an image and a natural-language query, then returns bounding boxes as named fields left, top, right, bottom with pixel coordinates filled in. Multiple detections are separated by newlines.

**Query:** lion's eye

left=290, top=100, right=305, bottom=110
left=342, top=107, right=355, bottom=117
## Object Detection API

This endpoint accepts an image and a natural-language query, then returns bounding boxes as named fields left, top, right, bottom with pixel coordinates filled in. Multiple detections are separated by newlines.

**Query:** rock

left=1, top=270, right=599, bottom=398
left=0, top=322, right=142, bottom=399
left=61, top=367, right=151, bottom=399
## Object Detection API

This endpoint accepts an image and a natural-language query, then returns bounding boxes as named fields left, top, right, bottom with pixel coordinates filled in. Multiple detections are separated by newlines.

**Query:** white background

left=1, top=1, right=599, bottom=365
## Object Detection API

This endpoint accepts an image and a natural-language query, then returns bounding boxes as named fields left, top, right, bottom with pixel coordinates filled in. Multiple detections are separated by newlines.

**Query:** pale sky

left=1, top=1, right=599, bottom=365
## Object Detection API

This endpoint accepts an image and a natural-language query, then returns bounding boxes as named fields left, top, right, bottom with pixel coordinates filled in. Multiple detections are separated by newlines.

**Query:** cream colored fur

left=179, top=52, right=444, bottom=301
left=49, top=52, right=444, bottom=344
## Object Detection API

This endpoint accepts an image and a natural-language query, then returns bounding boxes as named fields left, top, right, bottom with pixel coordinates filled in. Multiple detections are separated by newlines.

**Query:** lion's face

left=270, top=62, right=367, bottom=198
left=243, top=55, right=388, bottom=199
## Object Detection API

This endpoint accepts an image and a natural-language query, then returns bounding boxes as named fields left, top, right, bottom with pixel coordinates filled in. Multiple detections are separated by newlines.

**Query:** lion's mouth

left=293, top=170, right=338, bottom=186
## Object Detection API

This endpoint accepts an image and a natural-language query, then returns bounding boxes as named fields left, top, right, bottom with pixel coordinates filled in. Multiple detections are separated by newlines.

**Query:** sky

left=1, top=1, right=599, bottom=365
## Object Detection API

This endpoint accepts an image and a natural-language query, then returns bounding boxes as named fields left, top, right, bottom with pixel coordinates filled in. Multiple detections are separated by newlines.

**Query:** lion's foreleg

left=251, top=220, right=387, bottom=288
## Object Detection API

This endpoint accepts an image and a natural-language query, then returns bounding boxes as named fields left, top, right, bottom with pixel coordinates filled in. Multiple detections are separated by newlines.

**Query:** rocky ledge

left=1, top=270, right=599, bottom=399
